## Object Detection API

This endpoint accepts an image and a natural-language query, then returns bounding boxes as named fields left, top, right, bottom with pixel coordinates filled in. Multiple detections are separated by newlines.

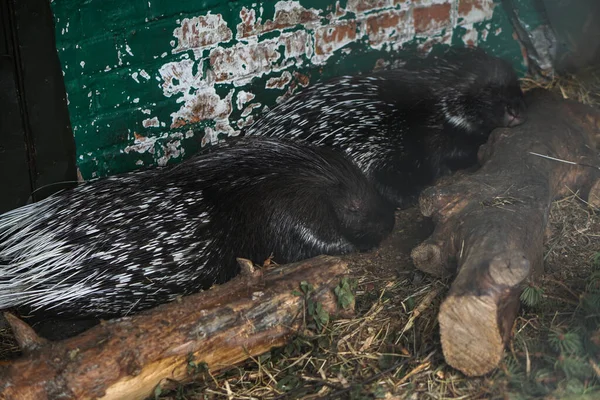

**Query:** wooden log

left=411, top=88, right=600, bottom=376
left=0, top=255, right=353, bottom=400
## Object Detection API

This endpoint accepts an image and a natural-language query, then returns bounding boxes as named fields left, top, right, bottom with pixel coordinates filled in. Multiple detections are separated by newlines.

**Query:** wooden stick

left=0, top=255, right=352, bottom=400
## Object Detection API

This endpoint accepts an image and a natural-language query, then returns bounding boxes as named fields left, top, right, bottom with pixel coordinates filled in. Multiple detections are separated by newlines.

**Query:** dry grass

left=520, top=66, right=600, bottom=106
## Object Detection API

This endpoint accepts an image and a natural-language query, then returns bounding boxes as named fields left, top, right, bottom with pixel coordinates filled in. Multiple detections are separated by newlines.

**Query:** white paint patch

left=172, top=13, right=233, bottom=57
left=236, top=90, right=255, bottom=110
left=345, top=0, right=391, bottom=15
left=209, top=40, right=281, bottom=86
left=139, top=70, right=151, bottom=80
left=241, top=103, right=262, bottom=117
left=142, top=117, right=160, bottom=128
left=124, top=134, right=158, bottom=155
left=157, top=140, right=184, bottom=166
left=124, top=132, right=187, bottom=166
left=265, top=71, right=292, bottom=90
left=236, top=1, right=321, bottom=39
left=171, top=86, right=235, bottom=129
left=131, top=72, right=140, bottom=83
left=458, top=0, right=495, bottom=25
left=202, top=121, right=238, bottom=147
left=80, top=61, right=85, bottom=68
left=158, top=59, right=201, bottom=98
left=461, top=24, right=480, bottom=46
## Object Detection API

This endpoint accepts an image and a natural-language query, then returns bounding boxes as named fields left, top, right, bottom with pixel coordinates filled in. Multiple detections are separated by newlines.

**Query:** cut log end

left=439, top=296, right=504, bottom=376
left=421, top=90, right=600, bottom=376
left=411, top=242, right=445, bottom=277
left=488, top=254, right=531, bottom=287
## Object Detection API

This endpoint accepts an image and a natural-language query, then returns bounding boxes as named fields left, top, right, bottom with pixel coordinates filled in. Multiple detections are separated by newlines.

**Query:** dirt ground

left=1, top=73, right=599, bottom=399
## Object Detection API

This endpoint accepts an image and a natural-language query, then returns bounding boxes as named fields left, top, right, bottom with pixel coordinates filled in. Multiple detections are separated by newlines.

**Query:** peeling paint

left=158, top=59, right=200, bottom=97
left=236, top=1, right=321, bottom=39
left=363, top=9, right=412, bottom=49
left=458, top=0, right=495, bottom=25
left=241, top=103, right=262, bottom=117
left=142, top=117, right=160, bottom=128
left=170, top=86, right=234, bottom=129
left=236, top=90, right=256, bottom=110
left=265, top=71, right=292, bottom=89
left=346, top=0, right=392, bottom=15
left=209, top=41, right=281, bottom=85
left=313, top=21, right=357, bottom=64
left=173, top=13, right=233, bottom=56
left=139, top=70, right=151, bottom=80
left=125, top=132, right=187, bottom=166
left=414, top=3, right=452, bottom=35
left=201, top=120, right=238, bottom=147
left=157, top=140, right=184, bottom=166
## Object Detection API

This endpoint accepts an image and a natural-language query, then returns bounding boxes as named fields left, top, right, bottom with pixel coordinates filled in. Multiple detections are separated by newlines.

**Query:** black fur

left=0, top=137, right=395, bottom=318
left=243, top=46, right=526, bottom=207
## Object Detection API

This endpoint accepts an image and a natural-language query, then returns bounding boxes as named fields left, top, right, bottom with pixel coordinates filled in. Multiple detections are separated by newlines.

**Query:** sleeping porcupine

left=0, top=137, right=394, bottom=318
left=243, top=46, right=526, bottom=207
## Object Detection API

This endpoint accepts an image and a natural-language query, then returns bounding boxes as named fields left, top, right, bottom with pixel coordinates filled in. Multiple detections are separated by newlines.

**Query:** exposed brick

left=172, top=14, right=233, bottom=54
left=364, top=9, right=411, bottom=47
left=170, top=87, right=234, bottom=128
left=458, top=0, right=495, bottom=25
left=294, top=72, right=310, bottom=88
left=280, top=30, right=313, bottom=60
left=209, top=42, right=281, bottom=83
left=314, top=21, right=357, bottom=58
left=265, top=71, right=293, bottom=90
left=236, top=3, right=321, bottom=39
left=345, top=0, right=391, bottom=14
left=414, top=3, right=452, bottom=34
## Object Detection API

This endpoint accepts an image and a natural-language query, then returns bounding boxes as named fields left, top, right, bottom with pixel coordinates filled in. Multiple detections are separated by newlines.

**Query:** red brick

left=413, top=3, right=452, bottom=34
left=172, top=14, right=232, bottom=54
left=314, top=21, right=357, bottom=57
left=458, top=0, right=495, bottom=25
left=364, top=10, right=410, bottom=47
left=236, top=4, right=321, bottom=38
left=346, top=0, right=390, bottom=14
left=209, top=42, right=280, bottom=82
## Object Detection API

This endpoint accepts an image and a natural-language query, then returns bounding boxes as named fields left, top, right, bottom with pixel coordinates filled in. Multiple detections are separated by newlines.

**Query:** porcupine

left=243, top=46, right=527, bottom=207
left=0, top=137, right=395, bottom=320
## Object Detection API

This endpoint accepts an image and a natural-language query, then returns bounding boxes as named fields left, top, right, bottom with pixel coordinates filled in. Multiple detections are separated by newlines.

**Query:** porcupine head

left=440, top=48, right=527, bottom=135
left=322, top=149, right=396, bottom=252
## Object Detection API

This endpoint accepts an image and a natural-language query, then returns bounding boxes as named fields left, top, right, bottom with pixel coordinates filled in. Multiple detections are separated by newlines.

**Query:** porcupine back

left=243, top=46, right=526, bottom=207
left=0, top=137, right=394, bottom=318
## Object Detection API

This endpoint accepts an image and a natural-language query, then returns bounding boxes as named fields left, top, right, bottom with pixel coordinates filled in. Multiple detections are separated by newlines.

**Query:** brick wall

left=50, top=0, right=524, bottom=179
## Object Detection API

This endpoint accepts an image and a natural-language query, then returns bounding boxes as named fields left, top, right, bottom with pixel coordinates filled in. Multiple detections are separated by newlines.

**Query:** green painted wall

left=49, top=0, right=526, bottom=180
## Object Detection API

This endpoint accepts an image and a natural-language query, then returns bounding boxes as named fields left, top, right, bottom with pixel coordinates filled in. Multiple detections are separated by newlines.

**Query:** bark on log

left=0, top=255, right=352, bottom=400
left=411, top=88, right=600, bottom=376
